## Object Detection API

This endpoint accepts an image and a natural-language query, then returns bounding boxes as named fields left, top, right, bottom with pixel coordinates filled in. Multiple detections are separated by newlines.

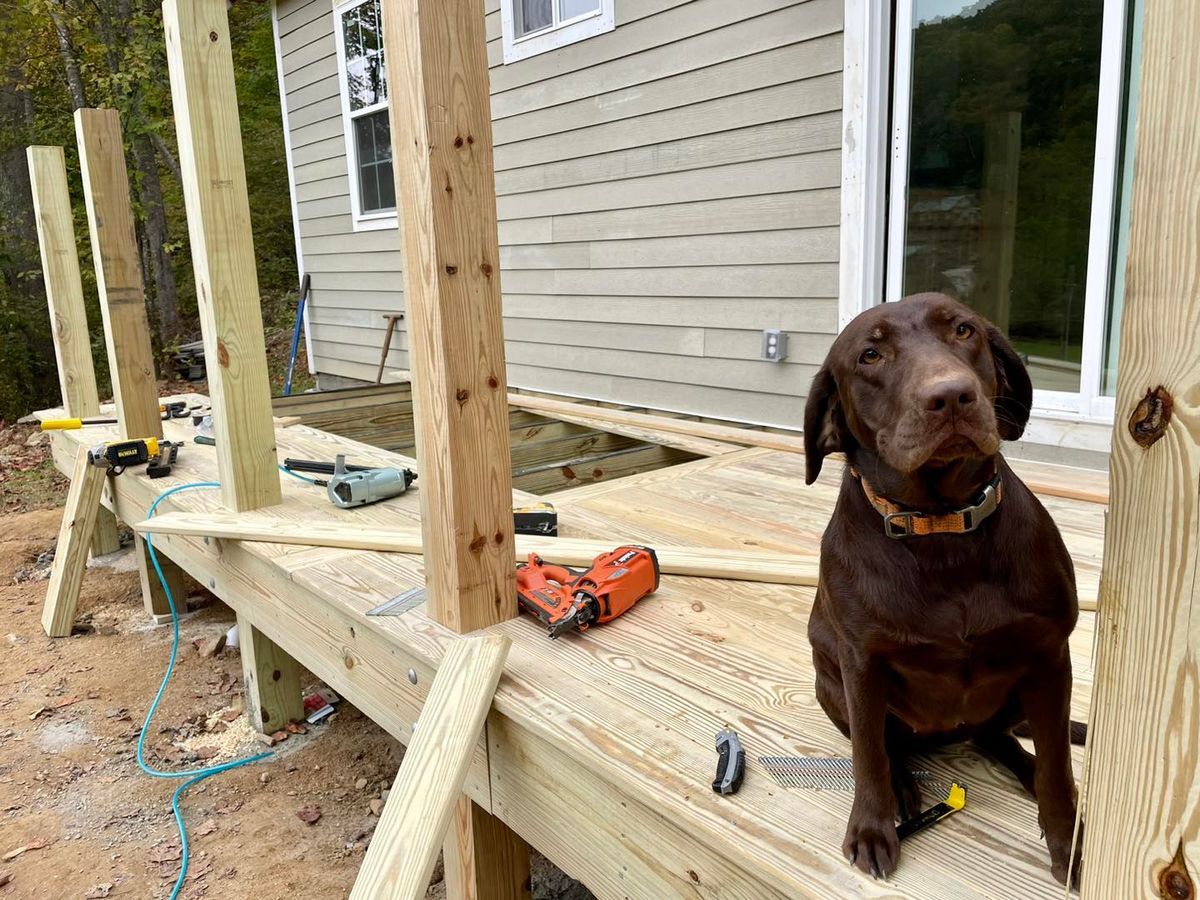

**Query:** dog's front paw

left=843, top=803, right=900, bottom=879
left=1046, top=820, right=1083, bottom=890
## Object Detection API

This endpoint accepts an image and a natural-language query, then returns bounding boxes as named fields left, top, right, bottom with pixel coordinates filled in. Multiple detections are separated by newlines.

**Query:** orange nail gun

left=516, top=545, right=660, bottom=639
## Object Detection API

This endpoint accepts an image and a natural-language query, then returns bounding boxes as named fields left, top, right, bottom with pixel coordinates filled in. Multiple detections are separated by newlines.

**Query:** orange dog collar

left=851, top=468, right=1003, bottom=539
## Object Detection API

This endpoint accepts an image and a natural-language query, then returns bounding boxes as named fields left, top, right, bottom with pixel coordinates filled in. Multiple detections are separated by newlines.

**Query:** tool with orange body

left=516, top=545, right=660, bottom=638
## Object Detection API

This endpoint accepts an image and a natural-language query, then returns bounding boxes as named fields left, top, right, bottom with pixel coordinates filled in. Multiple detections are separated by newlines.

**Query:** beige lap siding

left=275, top=0, right=841, bottom=428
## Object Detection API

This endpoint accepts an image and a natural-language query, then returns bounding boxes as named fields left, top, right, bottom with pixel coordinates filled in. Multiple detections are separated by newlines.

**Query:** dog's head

left=803, top=293, right=1032, bottom=484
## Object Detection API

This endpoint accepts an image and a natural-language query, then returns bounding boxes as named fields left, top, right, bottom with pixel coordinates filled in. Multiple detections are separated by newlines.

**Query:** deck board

left=39, top=396, right=1101, bottom=899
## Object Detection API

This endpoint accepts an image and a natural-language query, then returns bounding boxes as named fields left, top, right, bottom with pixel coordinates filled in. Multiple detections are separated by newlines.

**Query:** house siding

left=274, top=0, right=842, bottom=428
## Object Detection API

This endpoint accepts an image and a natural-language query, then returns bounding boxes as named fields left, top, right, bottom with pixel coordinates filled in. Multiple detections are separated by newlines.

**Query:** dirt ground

left=0, top=423, right=591, bottom=899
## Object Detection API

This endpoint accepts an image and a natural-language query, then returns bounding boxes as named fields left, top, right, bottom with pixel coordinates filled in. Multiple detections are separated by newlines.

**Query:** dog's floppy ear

left=986, top=323, right=1033, bottom=441
left=804, top=364, right=846, bottom=484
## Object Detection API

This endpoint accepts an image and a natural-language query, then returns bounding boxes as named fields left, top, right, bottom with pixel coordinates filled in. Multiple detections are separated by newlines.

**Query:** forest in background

left=0, top=0, right=298, bottom=421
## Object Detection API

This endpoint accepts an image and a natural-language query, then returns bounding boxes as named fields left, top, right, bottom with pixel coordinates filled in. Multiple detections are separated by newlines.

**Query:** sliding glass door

left=887, top=0, right=1132, bottom=420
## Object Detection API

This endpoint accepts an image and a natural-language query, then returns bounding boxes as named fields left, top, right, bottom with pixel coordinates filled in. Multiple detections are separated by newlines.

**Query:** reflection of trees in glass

left=904, top=0, right=1102, bottom=365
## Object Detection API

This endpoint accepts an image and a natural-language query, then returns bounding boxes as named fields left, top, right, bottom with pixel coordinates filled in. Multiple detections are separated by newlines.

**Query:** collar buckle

left=883, top=511, right=917, bottom=539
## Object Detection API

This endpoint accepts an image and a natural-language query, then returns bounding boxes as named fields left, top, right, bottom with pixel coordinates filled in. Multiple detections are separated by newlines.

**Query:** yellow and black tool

left=41, top=402, right=194, bottom=431
left=87, top=437, right=179, bottom=478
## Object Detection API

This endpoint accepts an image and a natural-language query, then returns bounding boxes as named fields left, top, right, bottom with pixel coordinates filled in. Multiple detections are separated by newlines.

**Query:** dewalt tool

left=87, top=437, right=180, bottom=478
left=516, top=545, right=660, bottom=638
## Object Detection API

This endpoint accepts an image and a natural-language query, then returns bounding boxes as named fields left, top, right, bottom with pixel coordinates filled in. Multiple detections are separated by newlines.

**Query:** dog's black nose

left=921, top=376, right=978, bottom=413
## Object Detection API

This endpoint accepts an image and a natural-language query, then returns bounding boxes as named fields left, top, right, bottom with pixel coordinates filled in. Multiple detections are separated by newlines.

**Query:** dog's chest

left=883, top=609, right=1037, bottom=733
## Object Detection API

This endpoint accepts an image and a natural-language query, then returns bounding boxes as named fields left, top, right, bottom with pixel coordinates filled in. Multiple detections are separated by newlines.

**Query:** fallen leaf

left=194, top=819, right=217, bottom=836
left=2, top=839, right=47, bottom=861
left=189, top=858, right=214, bottom=881
left=269, top=730, right=289, bottom=743
left=295, top=805, right=322, bottom=825
left=84, top=883, right=113, bottom=898
left=284, top=721, right=307, bottom=735
left=219, top=709, right=240, bottom=723
left=191, top=746, right=219, bottom=761
left=50, top=696, right=79, bottom=710
left=24, top=664, right=51, bottom=675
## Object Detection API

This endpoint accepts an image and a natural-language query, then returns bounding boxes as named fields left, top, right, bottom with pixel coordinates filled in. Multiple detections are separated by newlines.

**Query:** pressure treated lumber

left=512, top=403, right=741, bottom=458
left=162, top=0, right=281, bottom=513
left=132, top=511, right=821, bottom=586
left=73, top=109, right=162, bottom=444
left=443, top=796, right=532, bottom=900
left=26, top=144, right=121, bottom=557
left=42, top=446, right=106, bottom=637
left=1081, top=0, right=1200, bottom=892
left=349, top=635, right=511, bottom=900
left=237, top=611, right=305, bottom=733
left=135, top=534, right=188, bottom=618
left=509, top=394, right=1110, bottom=504
left=379, top=0, right=516, bottom=635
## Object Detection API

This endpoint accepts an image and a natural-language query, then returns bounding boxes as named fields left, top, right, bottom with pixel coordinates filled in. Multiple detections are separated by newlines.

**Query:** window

left=501, top=0, right=614, bottom=64
left=883, top=0, right=1131, bottom=423
left=334, top=0, right=396, bottom=229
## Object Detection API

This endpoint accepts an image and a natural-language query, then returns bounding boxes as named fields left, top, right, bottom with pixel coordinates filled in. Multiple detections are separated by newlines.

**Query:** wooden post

left=135, top=534, right=189, bottom=619
left=443, top=796, right=532, bottom=900
left=350, top=635, right=512, bottom=900
left=162, top=0, right=281, bottom=513
left=1082, top=0, right=1200, bottom=894
left=74, top=109, right=162, bottom=444
left=237, top=612, right=304, bottom=734
left=26, top=144, right=120, bottom=557
left=380, top=0, right=516, bottom=635
left=42, top=446, right=106, bottom=637
left=378, top=1, right=523, bottom=890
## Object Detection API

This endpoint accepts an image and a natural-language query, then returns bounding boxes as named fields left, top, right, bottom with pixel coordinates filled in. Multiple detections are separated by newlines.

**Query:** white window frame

left=333, top=0, right=397, bottom=232
left=842, top=0, right=1129, bottom=447
left=500, top=0, right=614, bottom=64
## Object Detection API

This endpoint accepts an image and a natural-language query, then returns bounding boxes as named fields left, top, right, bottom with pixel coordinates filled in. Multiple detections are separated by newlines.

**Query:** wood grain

left=443, top=795, right=532, bottom=900
left=349, top=635, right=510, bottom=900
left=1081, top=0, right=1200, bottom=892
left=37, top=402, right=1108, bottom=898
left=73, top=109, right=162, bottom=443
left=379, top=0, right=517, bottom=634
left=130, top=511, right=822, bottom=586
left=27, top=144, right=122, bottom=558
left=26, top=145, right=101, bottom=420
left=237, top=611, right=305, bottom=733
left=134, top=533, right=188, bottom=618
left=42, top=446, right=106, bottom=637
left=162, top=0, right=282, bottom=512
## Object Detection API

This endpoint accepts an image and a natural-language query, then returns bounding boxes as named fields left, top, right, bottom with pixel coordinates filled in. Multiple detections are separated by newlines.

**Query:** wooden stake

left=42, top=446, right=106, bottom=637
left=1082, top=0, right=1200, bottom=892
left=350, top=635, right=511, bottom=900
left=74, top=109, right=162, bottom=444
left=237, top=612, right=304, bottom=734
left=162, top=0, right=281, bottom=513
left=26, top=144, right=121, bottom=557
left=380, top=0, right=516, bottom=634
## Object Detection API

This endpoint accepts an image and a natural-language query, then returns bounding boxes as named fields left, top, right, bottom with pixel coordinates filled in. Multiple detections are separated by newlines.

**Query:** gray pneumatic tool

left=326, top=454, right=417, bottom=508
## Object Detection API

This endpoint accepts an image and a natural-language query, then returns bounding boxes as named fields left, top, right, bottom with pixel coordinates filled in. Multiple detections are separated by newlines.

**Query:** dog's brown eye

left=859, top=348, right=881, bottom=365
left=955, top=322, right=975, bottom=339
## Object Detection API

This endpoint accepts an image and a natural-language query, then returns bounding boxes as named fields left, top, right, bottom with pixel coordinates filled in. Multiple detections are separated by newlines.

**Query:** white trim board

left=500, top=0, right=614, bottom=64
left=272, top=0, right=316, bottom=375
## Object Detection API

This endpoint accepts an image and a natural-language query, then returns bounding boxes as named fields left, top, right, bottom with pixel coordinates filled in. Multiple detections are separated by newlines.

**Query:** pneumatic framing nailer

left=516, top=545, right=660, bottom=638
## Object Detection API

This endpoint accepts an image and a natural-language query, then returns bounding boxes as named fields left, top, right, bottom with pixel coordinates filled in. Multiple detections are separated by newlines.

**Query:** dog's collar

left=850, top=468, right=1003, bottom=539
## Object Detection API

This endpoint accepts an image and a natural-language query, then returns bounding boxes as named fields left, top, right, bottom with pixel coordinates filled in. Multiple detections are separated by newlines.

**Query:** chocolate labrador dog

left=804, top=293, right=1081, bottom=885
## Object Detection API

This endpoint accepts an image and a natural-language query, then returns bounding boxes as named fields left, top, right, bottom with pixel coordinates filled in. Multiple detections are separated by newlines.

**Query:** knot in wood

left=1160, top=842, right=1194, bottom=900
left=487, top=375, right=499, bottom=389
left=480, top=261, right=493, bottom=277
left=216, top=338, right=230, bottom=368
left=456, top=388, right=470, bottom=405
left=208, top=30, right=219, bottom=41
left=494, top=531, right=504, bottom=544
left=469, top=534, right=487, bottom=553
left=445, top=264, right=458, bottom=275
left=453, top=136, right=464, bottom=148
left=1128, top=385, right=1173, bottom=448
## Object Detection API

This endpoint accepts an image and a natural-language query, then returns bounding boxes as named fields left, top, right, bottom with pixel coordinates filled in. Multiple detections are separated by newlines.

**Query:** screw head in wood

left=407, top=669, right=417, bottom=685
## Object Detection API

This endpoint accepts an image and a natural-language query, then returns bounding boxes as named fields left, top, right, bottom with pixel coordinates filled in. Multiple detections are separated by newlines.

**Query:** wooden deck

left=40, top=397, right=1102, bottom=899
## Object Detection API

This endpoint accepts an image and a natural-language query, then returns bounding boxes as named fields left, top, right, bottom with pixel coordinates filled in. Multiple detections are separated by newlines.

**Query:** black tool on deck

left=712, top=728, right=745, bottom=795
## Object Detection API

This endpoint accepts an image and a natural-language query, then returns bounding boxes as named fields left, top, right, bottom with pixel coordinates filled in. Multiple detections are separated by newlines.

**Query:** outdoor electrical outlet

left=761, top=329, right=788, bottom=362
